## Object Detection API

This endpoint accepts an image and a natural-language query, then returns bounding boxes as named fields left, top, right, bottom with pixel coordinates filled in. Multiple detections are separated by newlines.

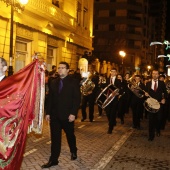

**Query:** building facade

left=0, top=0, right=94, bottom=73
left=93, top=0, right=167, bottom=75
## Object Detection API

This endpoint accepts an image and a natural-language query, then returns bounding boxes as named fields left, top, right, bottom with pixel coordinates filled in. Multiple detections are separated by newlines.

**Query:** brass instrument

left=165, top=78, right=170, bottom=94
left=127, top=77, right=145, bottom=98
left=127, top=77, right=160, bottom=113
left=127, top=80, right=144, bottom=98
left=80, top=72, right=95, bottom=96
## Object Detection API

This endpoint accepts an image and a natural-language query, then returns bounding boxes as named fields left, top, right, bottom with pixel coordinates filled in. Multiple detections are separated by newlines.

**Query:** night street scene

left=0, top=0, right=170, bottom=170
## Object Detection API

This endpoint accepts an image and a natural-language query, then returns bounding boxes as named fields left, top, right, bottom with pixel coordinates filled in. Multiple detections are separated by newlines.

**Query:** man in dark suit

left=105, top=68, right=122, bottom=134
left=81, top=65, right=99, bottom=122
left=0, top=57, right=7, bottom=82
left=130, top=75, right=146, bottom=129
left=41, top=61, right=81, bottom=168
left=145, top=69, right=167, bottom=141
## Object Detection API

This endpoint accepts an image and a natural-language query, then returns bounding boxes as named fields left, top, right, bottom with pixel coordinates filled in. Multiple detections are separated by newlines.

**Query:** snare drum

left=144, top=97, right=160, bottom=113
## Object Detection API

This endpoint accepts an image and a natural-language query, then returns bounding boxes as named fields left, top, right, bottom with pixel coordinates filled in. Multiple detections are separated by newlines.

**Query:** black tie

left=58, top=79, right=63, bottom=93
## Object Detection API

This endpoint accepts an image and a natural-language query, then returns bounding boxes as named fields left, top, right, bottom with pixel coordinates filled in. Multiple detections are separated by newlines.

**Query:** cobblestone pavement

left=21, top=106, right=170, bottom=170
left=104, top=117, right=170, bottom=170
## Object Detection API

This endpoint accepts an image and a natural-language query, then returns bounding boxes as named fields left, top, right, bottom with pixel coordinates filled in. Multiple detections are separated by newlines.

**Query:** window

left=109, top=24, right=115, bottom=31
left=47, top=47, right=55, bottom=71
left=109, top=10, right=116, bottom=17
left=83, top=7, right=88, bottom=28
left=15, top=41, right=28, bottom=73
left=77, top=2, right=81, bottom=25
left=94, top=24, right=98, bottom=30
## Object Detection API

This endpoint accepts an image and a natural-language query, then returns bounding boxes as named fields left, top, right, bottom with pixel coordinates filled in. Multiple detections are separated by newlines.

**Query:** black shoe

left=107, top=130, right=112, bottom=134
left=132, top=125, right=137, bottom=129
left=90, top=119, right=93, bottom=122
left=81, top=118, right=86, bottom=122
left=41, top=161, right=58, bottom=168
left=136, top=126, right=141, bottom=130
left=148, top=137, right=154, bottom=141
left=156, top=132, right=160, bottom=137
left=71, top=152, right=77, bottom=160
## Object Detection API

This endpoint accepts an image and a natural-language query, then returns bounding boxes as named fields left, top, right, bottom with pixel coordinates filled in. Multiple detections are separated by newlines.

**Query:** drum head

left=144, top=98, right=160, bottom=113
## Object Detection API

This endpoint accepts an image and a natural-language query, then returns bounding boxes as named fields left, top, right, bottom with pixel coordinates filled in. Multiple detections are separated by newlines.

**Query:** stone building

left=0, top=0, right=94, bottom=74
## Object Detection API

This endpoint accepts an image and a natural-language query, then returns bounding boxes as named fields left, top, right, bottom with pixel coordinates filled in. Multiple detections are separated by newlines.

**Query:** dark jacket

left=47, top=75, right=81, bottom=120
left=145, top=80, right=167, bottom=102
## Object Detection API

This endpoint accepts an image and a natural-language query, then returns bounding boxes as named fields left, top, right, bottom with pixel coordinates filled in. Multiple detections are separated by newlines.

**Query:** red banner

left=0, top=60, right=44, bottom=170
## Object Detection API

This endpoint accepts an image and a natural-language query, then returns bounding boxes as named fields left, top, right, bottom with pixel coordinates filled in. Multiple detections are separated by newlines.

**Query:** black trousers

left=131, top=102, right=143, bottom=128
left=81, top=94, right=95, bottom=121
left=50, top=118, right=77, bottom=162
left=117, top=97, right=126, bottom=121
left=148, top=108, right=162, bottom=138
left=105, top=99, right=118, bottom=131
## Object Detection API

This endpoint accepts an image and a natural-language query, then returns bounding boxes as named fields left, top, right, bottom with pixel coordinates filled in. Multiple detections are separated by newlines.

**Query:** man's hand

left=88, top=90, right=93, bottom=95
left=46, top=115, right=50, bottom=121
left=68, top=114, right=75, bottom=122
left=161, top=98, right=166, bottom=104
left=145, top=92, right=149, bottom=97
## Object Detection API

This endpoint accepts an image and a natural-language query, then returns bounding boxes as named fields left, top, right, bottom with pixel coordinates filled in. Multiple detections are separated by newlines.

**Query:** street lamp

left=119, top=50, right=126, bottom=74
left=1, top=0, right=29, bottom=76
left=147, top=65, right=151, bottom=75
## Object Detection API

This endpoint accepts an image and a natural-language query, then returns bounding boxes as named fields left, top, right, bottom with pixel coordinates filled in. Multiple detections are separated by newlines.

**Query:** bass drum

left=96, top=84, right=119, bottom=109
left=144, top=97, right=160, bottom=113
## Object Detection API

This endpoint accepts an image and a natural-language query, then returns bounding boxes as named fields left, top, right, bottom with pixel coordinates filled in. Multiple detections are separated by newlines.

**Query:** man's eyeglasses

left=58, top=67, right=66, bottom=69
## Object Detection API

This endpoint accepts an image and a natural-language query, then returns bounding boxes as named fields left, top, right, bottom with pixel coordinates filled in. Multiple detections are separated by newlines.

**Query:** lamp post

left=1, top=0, right=29, bottom=76
left=119, top=51, right=126, bottom=75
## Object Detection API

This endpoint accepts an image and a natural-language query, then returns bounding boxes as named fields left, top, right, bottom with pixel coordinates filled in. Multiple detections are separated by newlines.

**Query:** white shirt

left=0, top=75, right=5, bottom=81
left=110, top=76, right=116, bottom=85
left=151, top=79, right=158, bottom=90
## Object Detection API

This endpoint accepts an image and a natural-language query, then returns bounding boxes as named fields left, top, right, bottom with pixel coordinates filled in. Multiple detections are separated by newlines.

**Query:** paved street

left=21, top=105, right=170, bottom=170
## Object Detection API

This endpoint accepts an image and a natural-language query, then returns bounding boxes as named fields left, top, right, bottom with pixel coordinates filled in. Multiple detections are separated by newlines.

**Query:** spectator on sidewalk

left=0, top=57, right=7, bottom=82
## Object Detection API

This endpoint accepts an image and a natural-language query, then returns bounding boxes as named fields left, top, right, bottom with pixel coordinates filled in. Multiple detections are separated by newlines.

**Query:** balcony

left=26, top=0, right=76, bottom=31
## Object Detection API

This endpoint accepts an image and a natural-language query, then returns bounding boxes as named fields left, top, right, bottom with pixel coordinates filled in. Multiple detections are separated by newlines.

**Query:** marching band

left=77, top=64, right=170, bottom=141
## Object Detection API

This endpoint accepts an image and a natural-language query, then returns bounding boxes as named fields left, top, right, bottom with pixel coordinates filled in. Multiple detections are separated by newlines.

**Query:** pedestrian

left=0, top=57, right=7, bottom=82
left=41, top=61, right=81, bottom=168
left=145, top=70, right=167, bottom=141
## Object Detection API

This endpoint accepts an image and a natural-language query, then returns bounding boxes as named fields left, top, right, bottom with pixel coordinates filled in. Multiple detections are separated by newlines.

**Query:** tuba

left=80, top=72, right=95, bottom=96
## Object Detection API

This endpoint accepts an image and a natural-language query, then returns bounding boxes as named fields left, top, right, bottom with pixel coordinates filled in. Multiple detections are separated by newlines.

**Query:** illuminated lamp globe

left=19, top=0, right=29, bottom=5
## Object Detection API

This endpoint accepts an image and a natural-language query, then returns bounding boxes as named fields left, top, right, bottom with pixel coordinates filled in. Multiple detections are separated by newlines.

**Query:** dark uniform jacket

left=47, top=75, right=81, bottom=120
left=145, top=80, right=167, bottom=102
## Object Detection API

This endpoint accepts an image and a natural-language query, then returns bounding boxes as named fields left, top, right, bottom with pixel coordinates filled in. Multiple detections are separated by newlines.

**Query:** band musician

left=145, top=70, right=167, bottom=141
left=81, top=65, right=99, bottom=122
left=105, top=68, right=123, bottom=134
left=130, top=75, right=146, bottom=129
